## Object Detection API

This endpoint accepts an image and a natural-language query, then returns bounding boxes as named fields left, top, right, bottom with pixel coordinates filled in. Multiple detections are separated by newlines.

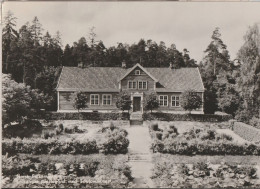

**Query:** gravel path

left=126, top=126, right=154, bottom=188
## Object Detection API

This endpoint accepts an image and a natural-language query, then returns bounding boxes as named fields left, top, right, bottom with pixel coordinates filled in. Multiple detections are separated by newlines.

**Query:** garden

left=2, top=120, right=133, bottom=188
left=147, top=121, right=260, bottom=188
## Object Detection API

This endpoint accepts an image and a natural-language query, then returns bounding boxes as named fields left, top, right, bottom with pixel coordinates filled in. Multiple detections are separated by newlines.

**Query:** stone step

left=128, top=154, right=152, bottom=162
left=130, top=120, right=143, bottom=125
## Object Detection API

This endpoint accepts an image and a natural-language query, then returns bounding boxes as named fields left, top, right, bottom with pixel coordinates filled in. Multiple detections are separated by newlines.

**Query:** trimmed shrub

left=32, top=112, right=130, bottom=120
left=144, top=112, right=232, bottom=122
left=2, top=138, right=98, bottom=155
left=151, top=123, right=159, bottom=131
left=41, top=130, right=55, bottom=139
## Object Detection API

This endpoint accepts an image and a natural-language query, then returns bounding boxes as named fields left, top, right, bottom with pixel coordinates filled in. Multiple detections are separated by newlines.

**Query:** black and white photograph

left=1, top=1, right=260, bottom=188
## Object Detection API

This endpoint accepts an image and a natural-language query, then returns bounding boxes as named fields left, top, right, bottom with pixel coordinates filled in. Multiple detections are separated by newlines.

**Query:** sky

left=2, top=2, right=260, bottom=62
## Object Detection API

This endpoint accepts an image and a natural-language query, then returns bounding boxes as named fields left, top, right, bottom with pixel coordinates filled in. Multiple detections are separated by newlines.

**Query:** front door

left=133, top=97, right=141, bottom=112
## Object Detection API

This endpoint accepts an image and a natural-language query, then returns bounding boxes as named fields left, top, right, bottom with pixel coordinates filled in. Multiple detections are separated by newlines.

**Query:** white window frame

left=171, top=95, right=180, bottom=107
left=135, top=70, right=141, bottom=75
left=128, top=81, right=137, bottom=89
left=138, top=81, right=148, bottom=90
left=90, top=94, right=99, bottom=105
left=159, top=95, right=168, bottom=106
left=102, top=94, right=112, bottom=105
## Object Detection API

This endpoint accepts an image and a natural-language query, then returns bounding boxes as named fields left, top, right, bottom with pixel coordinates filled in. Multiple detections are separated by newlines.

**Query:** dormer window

left=135, top=70, right=141, bottom=75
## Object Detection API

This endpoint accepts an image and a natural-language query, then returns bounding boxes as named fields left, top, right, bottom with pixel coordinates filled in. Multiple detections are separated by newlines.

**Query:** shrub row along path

left=126, top=126, right=154, bottom=188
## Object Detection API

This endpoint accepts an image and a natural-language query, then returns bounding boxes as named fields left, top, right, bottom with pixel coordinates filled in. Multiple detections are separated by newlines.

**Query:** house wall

left=156, top=92, right=204, bottom=112
left=121, top=67, right=155, bottom=94
left=59, top=91, right=119, bottom=111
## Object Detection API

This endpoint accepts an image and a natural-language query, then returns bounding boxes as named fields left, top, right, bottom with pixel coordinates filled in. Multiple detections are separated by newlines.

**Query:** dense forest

left=2, top=11, right=260, bottom=126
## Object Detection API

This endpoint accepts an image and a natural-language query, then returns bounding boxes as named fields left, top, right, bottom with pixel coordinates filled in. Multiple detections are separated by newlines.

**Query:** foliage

left=217, top=83, right=240, bottom=116
left=181, top=90, right=202, bottom=113
left=152, top=158, right=259, bottom=188
left=143, top=112, right=232, bottom=122
left=144, top=93, right=159, bottom=113
left=2, top=138, right=99, bottom=155
left=2, top=74, right=45, bottom=126
left=73, top=91, right=88, bottom=112
left=32, top=111, right=130, bottom=120
left=236, top=24, right=260, bottom=122
left=3, top=125, right=129, bottom=155
left=149, top=126, right=260, bottom=155
left=3, top=119, right=42, bottom=139
left=199, top=27, right=235, bottom=114
left=98, top=124, right=129, bottom=154
left=249, top=117, right=260, bottom=129
left=116, top=92, right=132, bottom=113
left=2, top=154, right=133, bottom=188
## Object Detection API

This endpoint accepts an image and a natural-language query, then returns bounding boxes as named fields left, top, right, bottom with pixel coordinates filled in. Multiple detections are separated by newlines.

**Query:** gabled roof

left=57, top=64, right=205, bottom=92
left=57, top=67, right=127, bottom=92
left=118, top=63, right=158, bottom=82
left=146, top=67, right=205, bottom=92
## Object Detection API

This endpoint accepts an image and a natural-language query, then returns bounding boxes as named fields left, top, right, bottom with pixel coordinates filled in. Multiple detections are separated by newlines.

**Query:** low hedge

left=144, top=112, right=232, bottom=122
left=152, top=139, right=260, bottom=155
left=232, top=121, right=260, bottom=142
left=2, top=138, right=98, bottom=155
left=32, top=111, right=130, bottom=120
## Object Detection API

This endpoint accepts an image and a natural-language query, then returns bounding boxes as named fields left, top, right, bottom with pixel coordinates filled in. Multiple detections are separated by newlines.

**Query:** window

left=171, top=95, right=180, bottom=107
left=159, top=95, right=168, bottom=106
left=135, top=70, right=141, bottom=75
left=90, top=94, right=99, bottom=105
left=102, top=94, right=112, bottom=105
left=128, top=81, right=137, bottom=89
left=138, top=81, right=147, bottom=89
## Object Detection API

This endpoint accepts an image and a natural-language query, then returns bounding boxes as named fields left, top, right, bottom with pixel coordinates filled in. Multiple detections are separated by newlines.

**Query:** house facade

left=56, top=63, right=205, bottom=114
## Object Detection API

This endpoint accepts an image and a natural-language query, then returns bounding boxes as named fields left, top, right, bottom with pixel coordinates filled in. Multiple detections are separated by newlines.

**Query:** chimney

left=122, top=61, right=126, bottom=68
left=78, top=62, right=84, bottom=68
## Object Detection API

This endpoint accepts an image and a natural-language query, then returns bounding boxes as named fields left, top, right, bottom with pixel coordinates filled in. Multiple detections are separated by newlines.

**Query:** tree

left=2, top=11, right=19, bottom=74
left=73, top=91, right=88, bottom=112
left=2, top=74, right=45, bottom=126
left=236, top=23, right=260, bottom=120
left=30, top=16, right=43, bottom=45
left=200, top=27, right=232, bottom=114
left=116, top=92, right=132, bottom=113
left=218, top=85, right=240, bottom=116
left=181, top=90, right=202, bottom=114
left=144, top=93, right=159, bottom=113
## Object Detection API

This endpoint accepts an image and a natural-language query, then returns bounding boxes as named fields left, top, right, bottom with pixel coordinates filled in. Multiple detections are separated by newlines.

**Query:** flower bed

left=97, top=124, right=129, bottom=154
left=2, top=154, right=133, bottom=188
left=149, top=123, right=260, bottom=155
left=152, top=157, right=260, bottom=188
left=2, top=125, right=130, bottom=155
left=144, top=112, right=232, bottom=122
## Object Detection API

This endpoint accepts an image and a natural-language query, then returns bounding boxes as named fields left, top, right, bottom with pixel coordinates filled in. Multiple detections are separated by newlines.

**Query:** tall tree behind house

left=2, top=11, right=19, bottom=74
left=236, top=24, right=260, bottom=119
left=200, top=27, right=233, bottom=114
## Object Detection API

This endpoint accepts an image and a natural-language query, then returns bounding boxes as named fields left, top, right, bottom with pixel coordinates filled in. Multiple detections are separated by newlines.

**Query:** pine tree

left=2, top=11, right=19, bottom=73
